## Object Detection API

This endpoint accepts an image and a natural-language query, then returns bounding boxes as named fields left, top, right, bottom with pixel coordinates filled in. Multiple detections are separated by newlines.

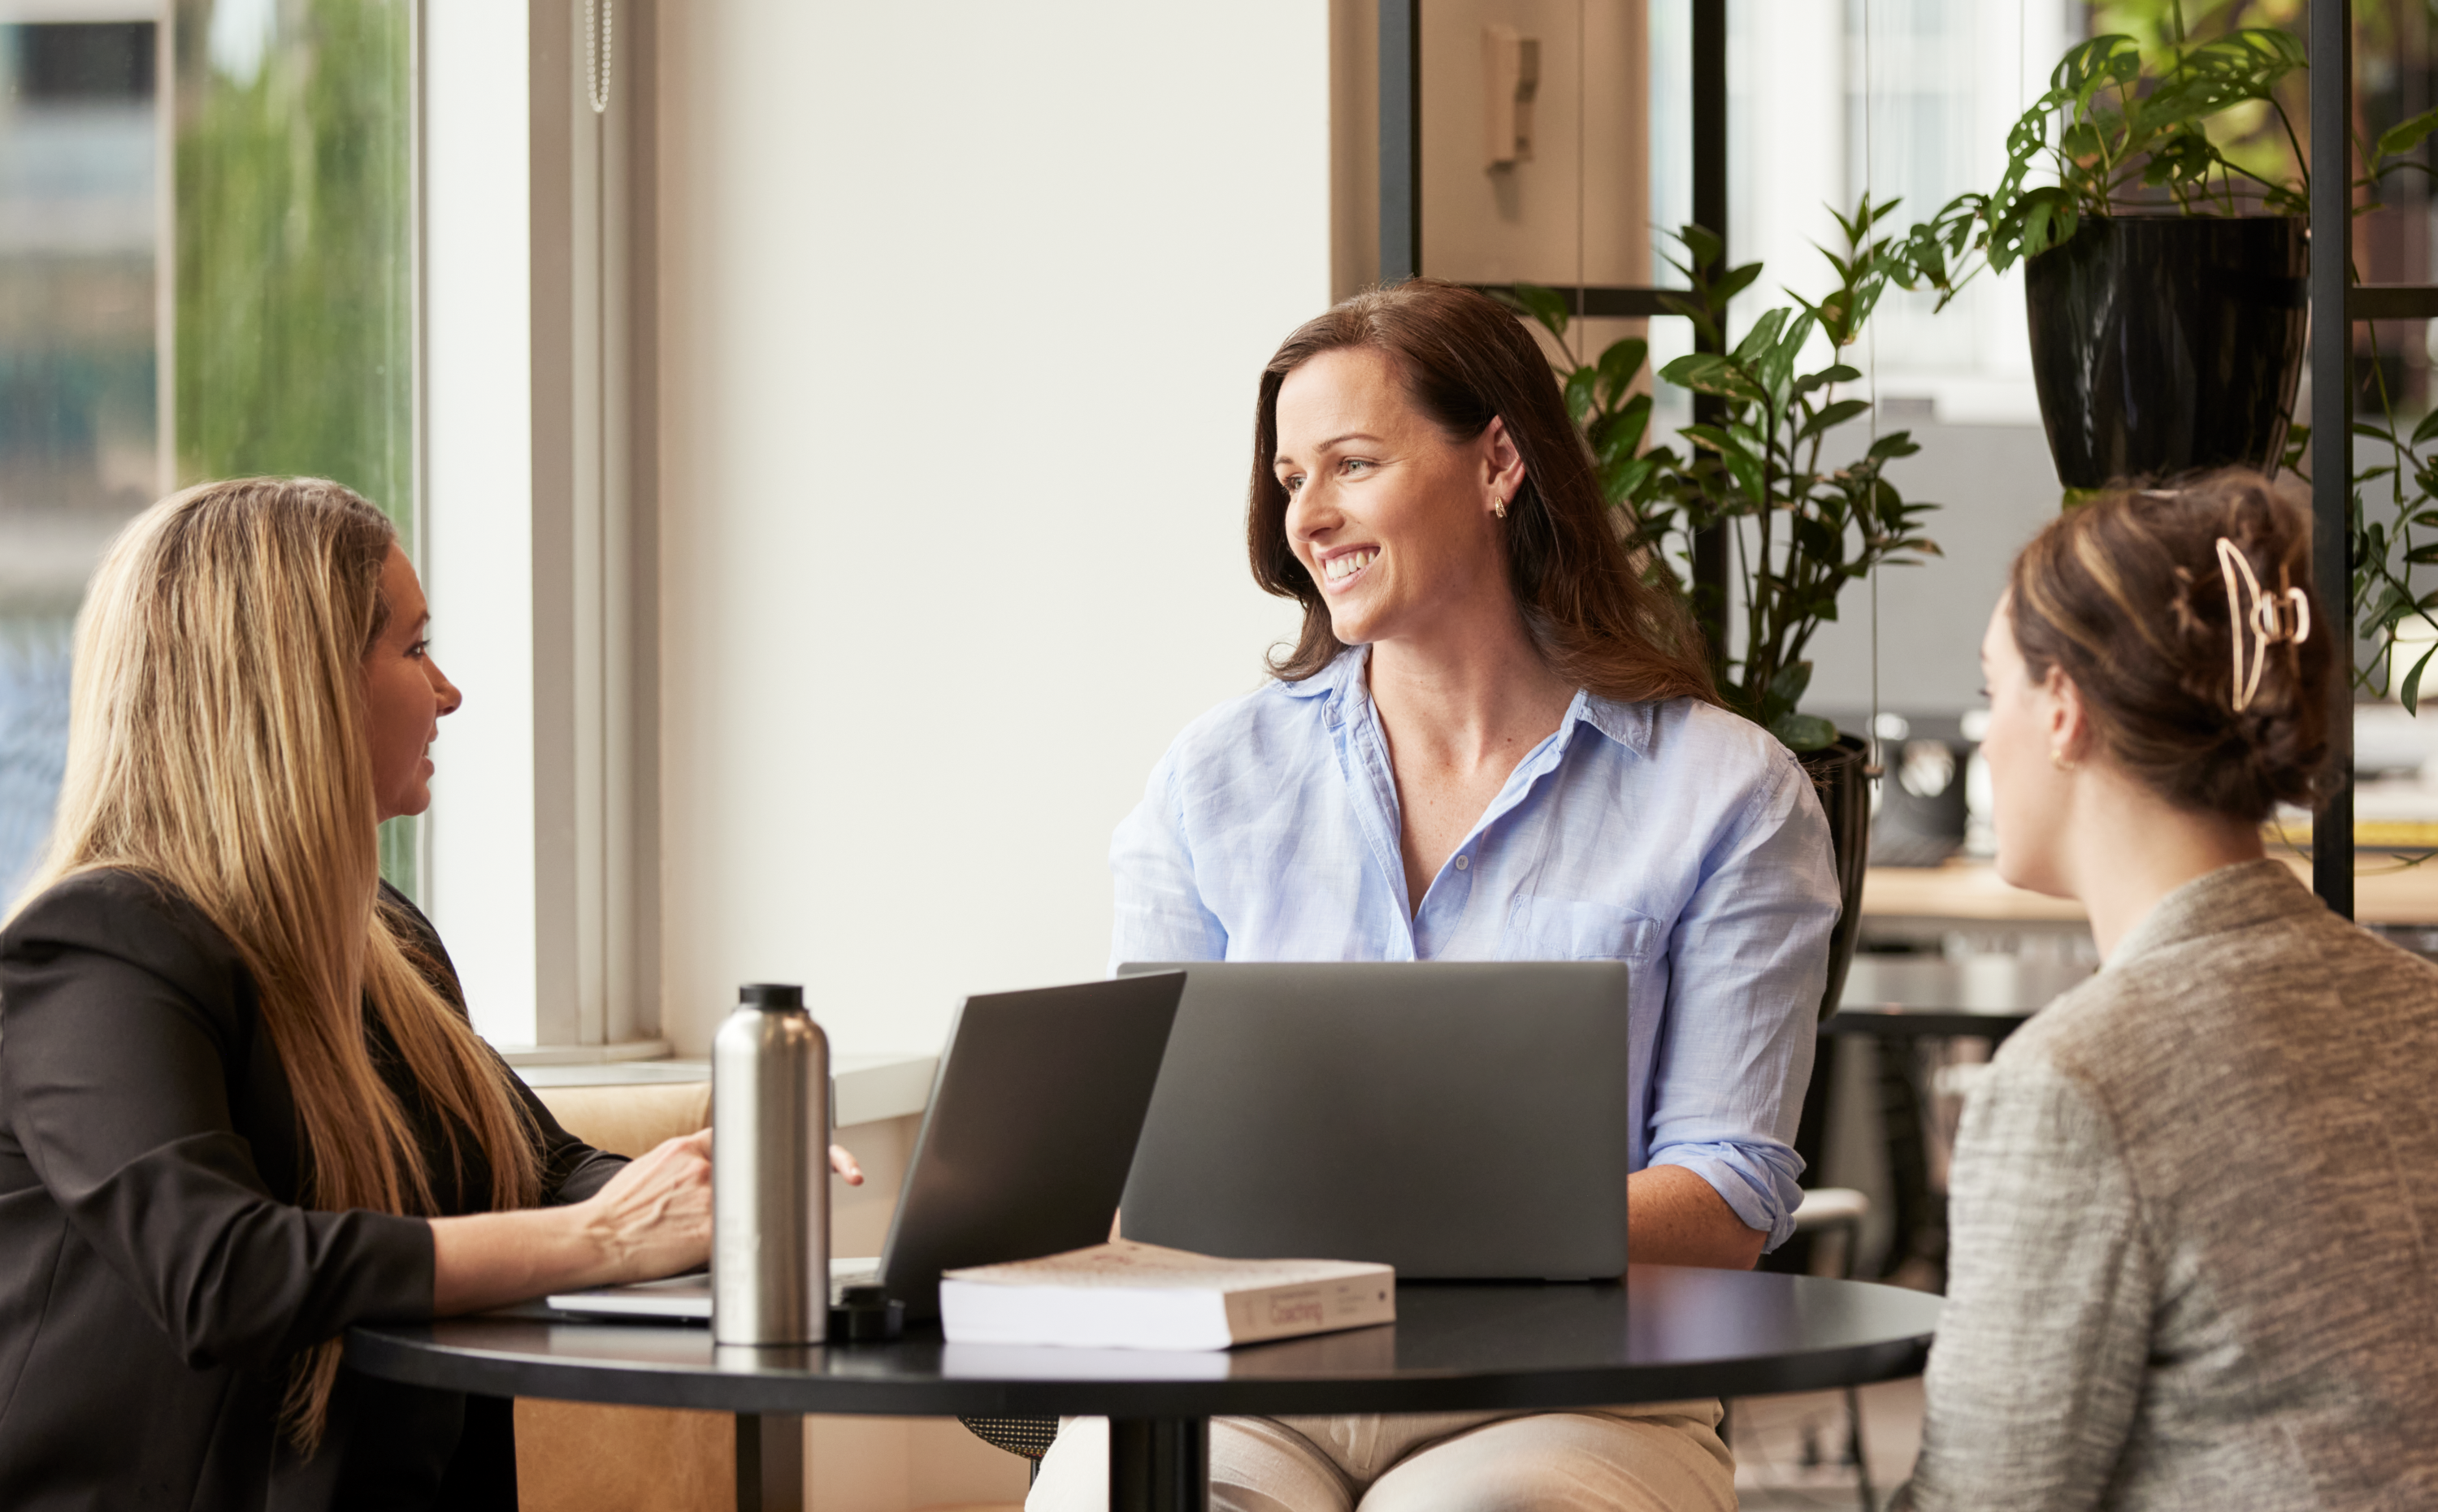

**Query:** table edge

left=346, top=1306, right=1938, bottom=1418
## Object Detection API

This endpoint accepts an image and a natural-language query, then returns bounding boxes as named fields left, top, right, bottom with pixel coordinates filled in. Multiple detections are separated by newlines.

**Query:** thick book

left=939, top=1241, right=1395, bottom=1350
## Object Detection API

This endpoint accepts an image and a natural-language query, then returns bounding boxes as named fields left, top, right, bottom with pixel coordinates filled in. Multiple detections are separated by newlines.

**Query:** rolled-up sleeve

left=1642, top=756, right=1837, bottom=1249
left=1109, top=743, right=1230, bottom=970
left=0, top=894, right=433, bottom=1375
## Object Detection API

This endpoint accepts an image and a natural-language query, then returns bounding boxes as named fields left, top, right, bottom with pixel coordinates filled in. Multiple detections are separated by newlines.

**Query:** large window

left=176, top=0, right=417, bottom=890
left=0, top=19, right=158, bottom=900
left=0, top=2, right=415, bottom=903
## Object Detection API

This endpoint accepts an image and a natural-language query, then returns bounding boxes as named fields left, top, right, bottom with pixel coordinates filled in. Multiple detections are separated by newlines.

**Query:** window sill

left=513, top=1051, right=939, bottom=1129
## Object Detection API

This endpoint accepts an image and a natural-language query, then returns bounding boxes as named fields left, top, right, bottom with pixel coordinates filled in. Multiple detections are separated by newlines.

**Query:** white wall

left=424, top=0, right=539, bottom=1046
left=654, top=2, right=1326, bottom=1055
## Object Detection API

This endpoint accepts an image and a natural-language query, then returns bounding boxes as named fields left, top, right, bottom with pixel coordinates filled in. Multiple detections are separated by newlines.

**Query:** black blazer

left=0, top=869, right=627, bottom=1510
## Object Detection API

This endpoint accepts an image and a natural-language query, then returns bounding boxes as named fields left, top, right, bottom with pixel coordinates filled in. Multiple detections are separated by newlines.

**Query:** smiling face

left=1978, top=596, right=2078, bottom=895
left=1271, top=346, right=1521, bottom=651
left=363, top=545, right=461, bottom=823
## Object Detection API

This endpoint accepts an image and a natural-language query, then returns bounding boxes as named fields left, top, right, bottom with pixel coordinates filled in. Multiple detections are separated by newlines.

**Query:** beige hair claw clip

left=2215, top=536, right=2310, bottom=713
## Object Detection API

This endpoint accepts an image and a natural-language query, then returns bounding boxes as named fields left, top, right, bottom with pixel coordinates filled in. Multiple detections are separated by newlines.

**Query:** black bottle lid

left=737, top=982, right=804, bottom=1010
left=831, top=1285, right=904, bottom=1341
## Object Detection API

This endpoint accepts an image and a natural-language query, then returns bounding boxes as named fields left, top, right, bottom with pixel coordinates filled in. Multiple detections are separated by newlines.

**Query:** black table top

left=346, top=1266, right=1941, bottom=1420
left=1825, top=954, right=2094, bottom=1038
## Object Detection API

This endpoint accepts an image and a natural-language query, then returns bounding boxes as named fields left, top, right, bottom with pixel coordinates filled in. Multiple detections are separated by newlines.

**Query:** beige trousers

left=1026, top=1406, right=1735, bottom=1512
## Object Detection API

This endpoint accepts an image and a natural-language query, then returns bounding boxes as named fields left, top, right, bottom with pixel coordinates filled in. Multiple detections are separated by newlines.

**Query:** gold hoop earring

left=2050, top=747, right=2076, bottom=771
left=1492, top=496, right=1509, bottom=519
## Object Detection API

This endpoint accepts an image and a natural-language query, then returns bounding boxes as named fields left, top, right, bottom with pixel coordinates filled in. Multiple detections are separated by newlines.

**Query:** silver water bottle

left=712, top=981, right=830, bottom=1345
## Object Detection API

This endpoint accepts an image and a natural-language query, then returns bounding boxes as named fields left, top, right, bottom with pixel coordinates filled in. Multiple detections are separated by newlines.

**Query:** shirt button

left=1453, top=855, right=1470, bottom=871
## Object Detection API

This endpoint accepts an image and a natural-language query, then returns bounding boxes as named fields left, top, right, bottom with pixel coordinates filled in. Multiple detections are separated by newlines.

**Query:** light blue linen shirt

left=1109, top=647, right=1838, bottom=1249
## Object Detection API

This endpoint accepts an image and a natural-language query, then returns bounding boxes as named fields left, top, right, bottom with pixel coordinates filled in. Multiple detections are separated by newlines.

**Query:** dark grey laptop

left=1115, top=961, right=1634, bottom=1280
left=549, top=971, right=1185, bottom=1322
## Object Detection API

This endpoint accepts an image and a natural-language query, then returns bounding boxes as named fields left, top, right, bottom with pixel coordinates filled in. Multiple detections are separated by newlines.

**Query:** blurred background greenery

left=173, top=0, right=418, bottom=895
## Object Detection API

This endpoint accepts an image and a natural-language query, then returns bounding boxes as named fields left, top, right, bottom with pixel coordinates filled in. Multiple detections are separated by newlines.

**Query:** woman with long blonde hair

left=0, top=479, right=744, bottom=1510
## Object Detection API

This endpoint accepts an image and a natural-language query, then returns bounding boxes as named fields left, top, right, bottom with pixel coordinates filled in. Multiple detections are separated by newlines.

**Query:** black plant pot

left=1798, top=732, right=1870, bottom=1023
left=1763, top=733, right=1872, bottom=1280
left=2024, top=214, right=2306, bottom=490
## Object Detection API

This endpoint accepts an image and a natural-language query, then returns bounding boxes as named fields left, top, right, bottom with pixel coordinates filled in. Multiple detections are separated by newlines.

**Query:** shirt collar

left=1282, top=646, right=1656, bottom=757
left=1577, top=694, right=1655, bottom=756
left=1277, top=646, right=1360, bottom=700
left=1276, top=646, right=1365, bottom=730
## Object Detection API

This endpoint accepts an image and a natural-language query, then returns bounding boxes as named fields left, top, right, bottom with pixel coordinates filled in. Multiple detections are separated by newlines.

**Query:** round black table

left=348, top=1265, right=1941, bottom=1512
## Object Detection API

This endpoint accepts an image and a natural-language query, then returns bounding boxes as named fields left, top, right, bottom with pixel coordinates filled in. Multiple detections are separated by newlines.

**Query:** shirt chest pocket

left=1503, top=897, right=1664, bottom=963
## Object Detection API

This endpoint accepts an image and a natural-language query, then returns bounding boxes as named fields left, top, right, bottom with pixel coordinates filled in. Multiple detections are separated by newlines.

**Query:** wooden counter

left=1863, top=856, right=2438, bottom=927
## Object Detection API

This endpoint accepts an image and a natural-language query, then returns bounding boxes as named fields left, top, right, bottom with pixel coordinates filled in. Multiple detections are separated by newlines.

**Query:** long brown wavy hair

left=1248, top=278, right=1717, bottom=705
left=11, top=478, right=544, bottom=1451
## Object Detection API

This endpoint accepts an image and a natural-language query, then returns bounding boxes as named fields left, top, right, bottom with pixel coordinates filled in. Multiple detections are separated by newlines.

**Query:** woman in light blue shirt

left=1032, top=279, right=1839, bottom=1512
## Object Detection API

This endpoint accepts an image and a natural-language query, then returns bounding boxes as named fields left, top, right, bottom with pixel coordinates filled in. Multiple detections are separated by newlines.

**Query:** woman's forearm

left=1627, top=1165, right=1768, bottom=1269
left=429, top=1127, right=717, bottom=1316
left=424, top=1131, right=866, bottom=1315
left=430, top=1205, right=618, bottom=1315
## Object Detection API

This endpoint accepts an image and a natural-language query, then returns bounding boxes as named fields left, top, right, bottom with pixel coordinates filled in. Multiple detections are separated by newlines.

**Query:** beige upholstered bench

left=516, top=1082, right=731, bottom=1512
left=512, top=1079, right=1026, bottom=1512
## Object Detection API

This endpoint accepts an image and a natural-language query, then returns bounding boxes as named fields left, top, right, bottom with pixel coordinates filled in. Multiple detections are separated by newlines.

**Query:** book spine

left=1223, top=1273, right=1396, bottom=1345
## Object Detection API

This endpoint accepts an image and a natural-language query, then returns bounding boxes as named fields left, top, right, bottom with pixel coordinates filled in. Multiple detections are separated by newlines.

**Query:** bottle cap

left=737, top=982, right=804, bottom=1010
left=831, top=1284, right=904, bottom=1341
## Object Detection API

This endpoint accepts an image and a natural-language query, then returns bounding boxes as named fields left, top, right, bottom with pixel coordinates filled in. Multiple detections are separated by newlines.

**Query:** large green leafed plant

left=1897, top=29, right=2310, bottom=308
left=1889, top=14, right=2438, bottom=717
left=1507, top=197, right=1941, bottom=752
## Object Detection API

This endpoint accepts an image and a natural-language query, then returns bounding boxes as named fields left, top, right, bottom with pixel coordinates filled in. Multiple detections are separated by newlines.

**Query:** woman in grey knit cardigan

left=1895, top=473, right=2438, bottom=1510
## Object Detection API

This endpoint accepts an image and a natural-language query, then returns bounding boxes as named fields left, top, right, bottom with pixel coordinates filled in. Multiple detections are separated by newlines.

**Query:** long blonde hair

left=10, top=478, right=542, bottom=1449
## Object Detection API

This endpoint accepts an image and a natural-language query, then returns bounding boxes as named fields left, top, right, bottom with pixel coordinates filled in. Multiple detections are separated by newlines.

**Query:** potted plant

left=2327, top=355, right=2438, bottom=719
left=1507, top=194, right=1941, bottom=1017
left=1901, top=18, right=2438, bottom=734
left=1898, top=30, right=2311, bottom=490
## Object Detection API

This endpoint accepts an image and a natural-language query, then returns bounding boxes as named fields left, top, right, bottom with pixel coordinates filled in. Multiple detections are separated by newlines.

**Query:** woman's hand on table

left=575, top=1128, right=714, bottom=1280
left=428, top=1133, right=865, bottom=1315
left=572, top=1133, right=865, bottom=1283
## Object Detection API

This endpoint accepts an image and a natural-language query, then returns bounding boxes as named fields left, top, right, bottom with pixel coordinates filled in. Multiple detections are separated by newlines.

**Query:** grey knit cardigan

left=1896, top=860, right=2438, bottom=1510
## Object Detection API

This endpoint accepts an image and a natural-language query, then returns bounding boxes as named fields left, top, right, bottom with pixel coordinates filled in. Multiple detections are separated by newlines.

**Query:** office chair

left=1785, top=1185, right=1877, bottom=1510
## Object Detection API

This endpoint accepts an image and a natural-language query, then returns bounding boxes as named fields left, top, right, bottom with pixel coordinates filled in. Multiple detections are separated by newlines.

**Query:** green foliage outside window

left=171, top=0, right=419, bottom=891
